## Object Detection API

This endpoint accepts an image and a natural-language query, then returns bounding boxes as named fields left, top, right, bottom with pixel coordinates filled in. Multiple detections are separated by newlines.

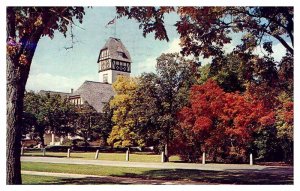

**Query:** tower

left=97, top=37, right=132, bottom=84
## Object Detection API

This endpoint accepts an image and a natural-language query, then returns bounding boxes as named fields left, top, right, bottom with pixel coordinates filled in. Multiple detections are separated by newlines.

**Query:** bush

left=45, top=145, right=70, bottom=152
left=77, top=140, right=90, bottom=147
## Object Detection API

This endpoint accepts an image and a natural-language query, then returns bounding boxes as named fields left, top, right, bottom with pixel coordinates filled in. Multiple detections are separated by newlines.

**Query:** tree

left=7, top=7, right=85, bottom=184
left=92, top=101, right=114, bottom=146
left=23, top=92, right=77, bottom=146
left=73, top=102, right=99, bottom=147
left=23, top=92, right=46, bottom=145
left=117, top=7, right=294, bottom=112
left=107, top=76, right=140, bottom=148
left=131, top=73, right=162, bottom=150
left=130, top=53, right=197, bottom=160
left=116, top=6, right=294, bottom=163
left=177, top=79, right=275, bottom=163
left=275, top=93, right=293, bottom=163
left=43, top=94, right=77, bottom=138
left=117, top=7, right=293, bottom=57
left=156, top=53, right=198, bottom=161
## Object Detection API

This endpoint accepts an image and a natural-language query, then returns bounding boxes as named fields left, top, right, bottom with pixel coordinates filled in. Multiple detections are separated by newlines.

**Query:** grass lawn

left=21, top=162, right=293, bottom=184
left=23, top=151, right=181, bottom=162
left=22, top=174, right=68, bottom=185
left=22, top=161, right=152, bottom=176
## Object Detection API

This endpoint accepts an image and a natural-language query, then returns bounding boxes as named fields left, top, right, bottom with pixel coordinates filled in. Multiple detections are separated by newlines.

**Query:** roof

left=70, top=81, right=115, bottom=112
left=39, top=90, right=71, bottom=98
left=98, top=37, right=132, bottom=63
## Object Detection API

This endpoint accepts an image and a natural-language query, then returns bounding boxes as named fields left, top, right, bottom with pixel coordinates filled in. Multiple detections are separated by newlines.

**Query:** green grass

left=21, top=174, right=131, bottom=185
left=22, top=174, right=67, bottom=185
left=22, top=162, right=152, bottom=176
left=23, top=151, right=181, bottom=162
left=21, top=162, right=293, bottom=185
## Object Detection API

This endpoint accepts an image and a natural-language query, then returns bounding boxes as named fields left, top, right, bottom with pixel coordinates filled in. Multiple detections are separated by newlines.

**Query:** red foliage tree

left=176, top=79, right=275, bottom=163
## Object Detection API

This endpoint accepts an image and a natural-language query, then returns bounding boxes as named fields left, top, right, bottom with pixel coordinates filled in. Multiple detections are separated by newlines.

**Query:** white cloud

left=132, top=38, right=218, bottom=75
left=253, top=42, right=291, bottom=62
left=26, top=73, right=98, bottom=93
left=133, top=38, right=182, bottom=76
left=163, top=38, right=181, bottom=53
left=133, top=57, right=157, bottom=75
left=271, top=42, right=291, bottom=62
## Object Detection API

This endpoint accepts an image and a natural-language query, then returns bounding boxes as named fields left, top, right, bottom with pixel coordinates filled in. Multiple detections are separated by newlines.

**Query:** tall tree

left=107, top=76, right=140, bottom=148
left=131, top=73, right=161, bottom=149
left=153, top=53, right=197, bottom=160
left=108, top=54, right=197, bottom=156
left=6, top=7, right=85, bottom=184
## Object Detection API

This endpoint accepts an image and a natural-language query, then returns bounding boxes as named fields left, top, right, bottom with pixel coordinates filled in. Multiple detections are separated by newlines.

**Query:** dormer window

left=117, top=51, right=128, bottom=59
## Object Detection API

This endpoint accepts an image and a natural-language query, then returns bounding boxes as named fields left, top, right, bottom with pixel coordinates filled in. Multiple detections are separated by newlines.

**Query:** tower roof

left=98, top=37, right=132, bottom=63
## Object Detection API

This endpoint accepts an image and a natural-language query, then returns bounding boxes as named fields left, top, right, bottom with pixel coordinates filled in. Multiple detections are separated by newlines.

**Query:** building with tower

left=67, top=37, right=132, bottom=113
left=39, top=37, right=132, bottom=145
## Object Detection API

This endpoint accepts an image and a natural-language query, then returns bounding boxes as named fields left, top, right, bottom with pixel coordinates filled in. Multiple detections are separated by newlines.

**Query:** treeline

left=23, top=51, right=293, bottom=163
left=108, top=52, right=293, bottom=163
left=23, top=92, right=113, bottom=147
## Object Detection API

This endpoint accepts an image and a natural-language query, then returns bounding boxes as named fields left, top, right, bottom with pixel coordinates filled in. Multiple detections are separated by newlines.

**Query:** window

left=117, top=52, right=122, bottom=56
left=112, top=60, right=115, bottom=69
left=101, top=49, right=108, bottom=58
left=103, top=74, right=108, bottom=83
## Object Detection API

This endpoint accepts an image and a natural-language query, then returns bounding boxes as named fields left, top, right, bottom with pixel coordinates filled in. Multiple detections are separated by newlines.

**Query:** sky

left=26, top=7, right=180, bottom=93
left=26, top=6, right=290, bottom=93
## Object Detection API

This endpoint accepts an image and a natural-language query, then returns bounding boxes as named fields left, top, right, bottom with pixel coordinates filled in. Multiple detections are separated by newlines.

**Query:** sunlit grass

left=22, top=174, right=66, bottom=185
left=22, top=162, right=152, bottom=176
left=23, top=151, right=181, bottom=162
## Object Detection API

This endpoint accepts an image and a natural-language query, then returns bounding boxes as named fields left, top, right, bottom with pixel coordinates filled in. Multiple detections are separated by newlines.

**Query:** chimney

left=71, top=88, right=73, bottom=94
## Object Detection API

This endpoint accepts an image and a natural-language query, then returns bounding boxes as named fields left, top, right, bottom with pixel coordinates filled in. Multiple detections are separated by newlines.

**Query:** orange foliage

left=177, top=79, right=275, bottom=162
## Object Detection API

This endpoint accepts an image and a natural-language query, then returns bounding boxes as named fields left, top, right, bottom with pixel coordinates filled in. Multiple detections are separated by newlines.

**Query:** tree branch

left=49, top=8, right=85, bottom=31
left=272, top=34, right=293, bottom=55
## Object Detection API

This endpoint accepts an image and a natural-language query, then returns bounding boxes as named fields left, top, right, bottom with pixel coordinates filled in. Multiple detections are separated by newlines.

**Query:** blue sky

left=26, top=7, right=180, bottom=92
left=26, top=6, right=289, bottom=93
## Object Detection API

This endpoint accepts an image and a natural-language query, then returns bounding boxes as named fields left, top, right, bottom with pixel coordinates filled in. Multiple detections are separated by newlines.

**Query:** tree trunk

left=6, top=33, right=37, bottom=184
left=6, top=55, right=26, bottom=184
left=164, top=143, right=169, bottom=162
left=39, top=130, right=45, bottom=147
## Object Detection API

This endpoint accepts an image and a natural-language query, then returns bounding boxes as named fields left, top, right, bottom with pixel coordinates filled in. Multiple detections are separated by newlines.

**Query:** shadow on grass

left=25, top=166, right=293, bottom=185
left=25, top=177, right=130, bottom=185
left=110, top=166, right=293, bottom=185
